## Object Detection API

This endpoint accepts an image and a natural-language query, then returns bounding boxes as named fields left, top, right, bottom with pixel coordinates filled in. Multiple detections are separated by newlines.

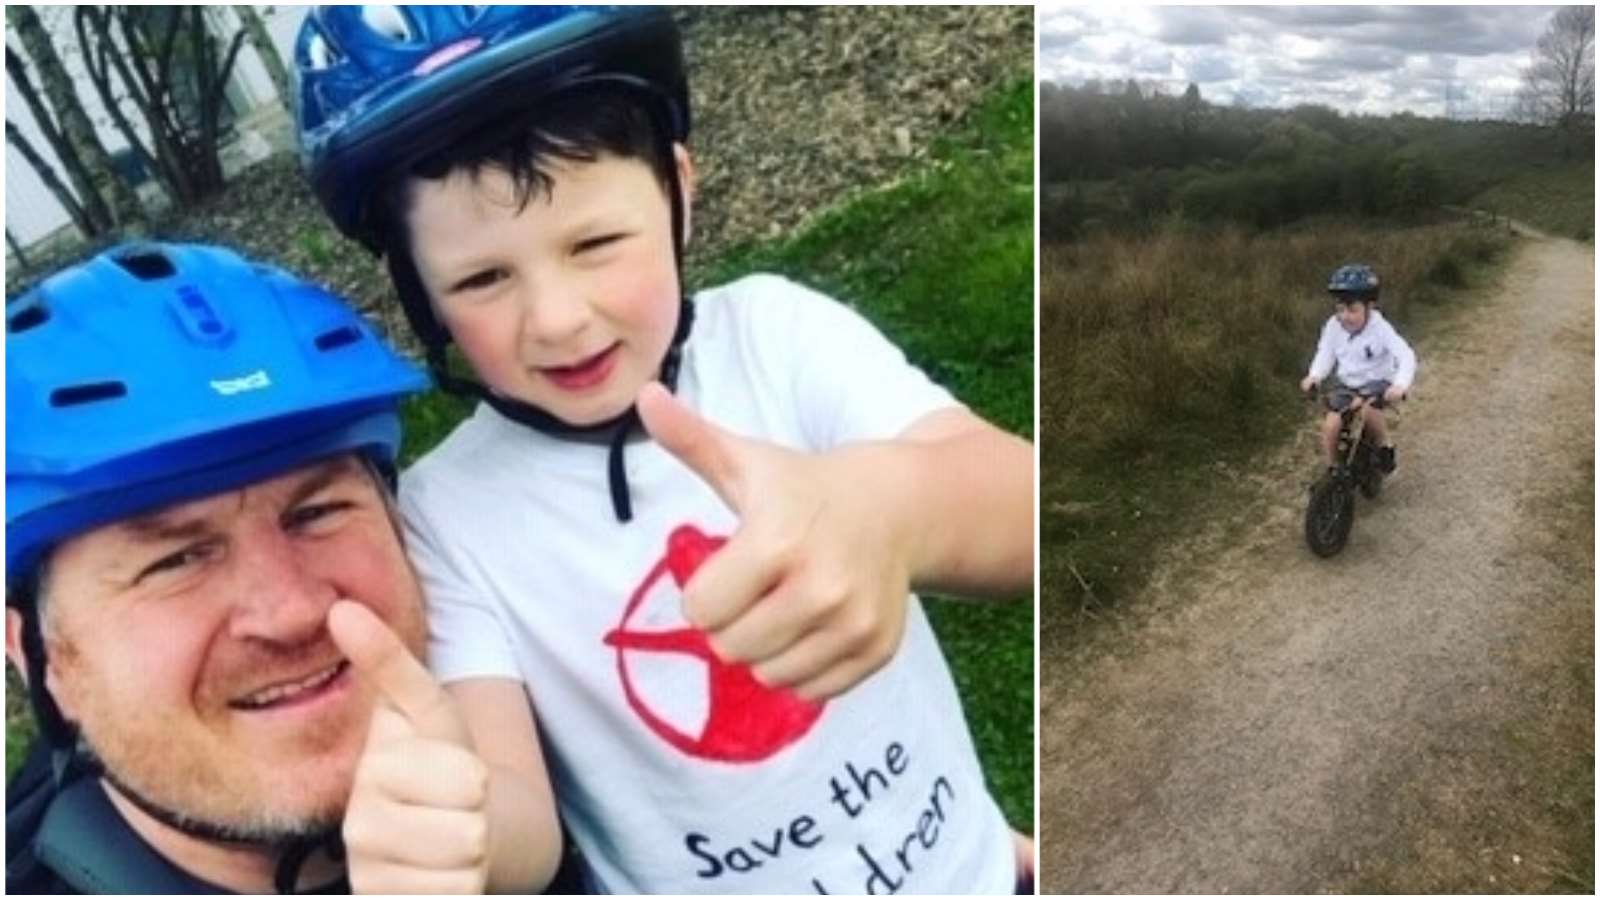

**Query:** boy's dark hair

left=372, top=87, right=676, bottom=265
left=1332, top=293, right=1378, bottom=307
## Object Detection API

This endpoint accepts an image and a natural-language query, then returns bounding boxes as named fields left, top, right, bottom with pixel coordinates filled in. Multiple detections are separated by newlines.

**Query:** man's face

left=35, top=455, right=426, bottom=839
left=1334, top=298, right=1370, bottom=333
left=408, top=150, right=688, bottom=427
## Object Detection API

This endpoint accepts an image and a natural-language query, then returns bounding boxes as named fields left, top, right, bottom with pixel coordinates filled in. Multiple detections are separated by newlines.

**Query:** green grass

left=1040, top=217, right=1514, bottom=652
left=1468, top=157, right=1595, bottom=242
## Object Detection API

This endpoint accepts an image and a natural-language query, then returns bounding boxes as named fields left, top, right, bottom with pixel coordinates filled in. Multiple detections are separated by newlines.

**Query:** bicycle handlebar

left=1302, top=387, right=1407, bottom=411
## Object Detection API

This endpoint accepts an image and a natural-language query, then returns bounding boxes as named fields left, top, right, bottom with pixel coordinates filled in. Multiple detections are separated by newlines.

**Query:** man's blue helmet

left=6, top=242, right=430, bottom=585
left=1327, top=263, right=1380, bottom=302
left=292, top=5, right=689, bottom=251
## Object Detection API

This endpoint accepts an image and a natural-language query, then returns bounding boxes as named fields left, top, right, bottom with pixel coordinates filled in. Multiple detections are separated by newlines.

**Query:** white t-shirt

left=400, top=274, right=1016, bottom=895
left=1306, top=308, right=1418, bottom=390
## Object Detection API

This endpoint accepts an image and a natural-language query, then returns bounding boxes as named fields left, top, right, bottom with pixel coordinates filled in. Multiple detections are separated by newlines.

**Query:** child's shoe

left=1378, top=444, right=1396, bottom=474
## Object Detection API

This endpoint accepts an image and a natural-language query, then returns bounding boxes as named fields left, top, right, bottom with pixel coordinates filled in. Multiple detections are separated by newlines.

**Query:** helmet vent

left=314, top=325, right=362, bottom=351
left=306, top=31, right=342, bottom=71
left=7, top=304, right=49, bottom=333
left=50, top=381, right=127, bottom=407
left=114, top=250, right=176, bottom=281
left=361, top=6, right=414, bottom=42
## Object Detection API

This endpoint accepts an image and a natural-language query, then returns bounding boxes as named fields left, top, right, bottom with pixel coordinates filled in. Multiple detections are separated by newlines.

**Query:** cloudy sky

left=1038, top=5, right=1566, bottom=118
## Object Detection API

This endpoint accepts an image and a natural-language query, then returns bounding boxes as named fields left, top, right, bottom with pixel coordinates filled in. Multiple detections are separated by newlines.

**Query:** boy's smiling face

left=407, top=150, right=689, bottom=426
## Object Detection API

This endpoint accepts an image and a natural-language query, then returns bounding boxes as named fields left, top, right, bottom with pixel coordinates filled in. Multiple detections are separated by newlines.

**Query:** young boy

left=294, top=7, right=1032, bottom=894
left=1299, top=263, right=1418, bottom=472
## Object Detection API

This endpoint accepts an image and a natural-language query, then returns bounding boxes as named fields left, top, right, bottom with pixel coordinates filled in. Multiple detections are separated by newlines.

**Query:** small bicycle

left=1303, top=388, right=1395, bottom=557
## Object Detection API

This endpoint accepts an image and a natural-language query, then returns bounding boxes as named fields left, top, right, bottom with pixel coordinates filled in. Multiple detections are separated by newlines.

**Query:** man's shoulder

left=8, top=760, right=228, bottom=894
left=7, top=744, right=61, bottom=892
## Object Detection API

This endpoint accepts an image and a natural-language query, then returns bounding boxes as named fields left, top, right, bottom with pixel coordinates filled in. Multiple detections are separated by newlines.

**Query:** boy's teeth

left=239, top=663, right=340, bottom=708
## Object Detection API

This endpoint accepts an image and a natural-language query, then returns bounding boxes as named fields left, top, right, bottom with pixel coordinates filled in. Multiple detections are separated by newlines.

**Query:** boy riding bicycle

left=1298, top=264, right=1418, bottom=474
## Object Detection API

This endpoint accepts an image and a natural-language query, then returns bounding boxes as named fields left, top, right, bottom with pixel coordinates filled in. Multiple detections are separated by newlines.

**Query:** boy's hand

left=1382, top=384, right=1406, bottom=405
left=637, top=382, right=915, bottom=700
left=329, top=601, right=491, bottom=894
left=1299, top=375, right=1318, bottom=395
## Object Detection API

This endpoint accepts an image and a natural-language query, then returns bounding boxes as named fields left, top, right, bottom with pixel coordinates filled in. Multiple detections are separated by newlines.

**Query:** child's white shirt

left=400, top=274, right=1016, bottom=894
left=1306, top=308, right=1417, bottom=390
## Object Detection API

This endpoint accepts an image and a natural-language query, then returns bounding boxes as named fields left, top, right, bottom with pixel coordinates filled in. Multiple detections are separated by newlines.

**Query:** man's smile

left=229, top=660, right=350, bottom=712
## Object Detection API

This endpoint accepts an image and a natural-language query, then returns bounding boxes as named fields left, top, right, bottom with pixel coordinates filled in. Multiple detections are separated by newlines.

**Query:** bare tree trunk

left=74, top=7, right=167, bottom=202
left=178, top=7, right=250, bottom=198
left=7, top=5, right=145, bottom=230
left=5, top=47, right=111, bottom=233
left=235, top=5, right=289, bottom=107
left=112, top=7, right=197, bottom=205
left=7, top=228, right=30, bottom=270
left=6, top=119, right=97, bottom=238
left=80, top=6, right=252, bottom=207
left=192, top=9, right=229, bottom=193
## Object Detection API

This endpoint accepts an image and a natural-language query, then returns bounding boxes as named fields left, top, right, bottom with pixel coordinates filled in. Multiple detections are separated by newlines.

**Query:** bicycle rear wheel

left=1305, top=473, right=1355, bottom=557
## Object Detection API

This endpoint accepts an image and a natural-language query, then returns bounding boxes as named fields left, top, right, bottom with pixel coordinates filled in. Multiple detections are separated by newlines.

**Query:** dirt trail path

left=1040, top=228, right=1595, bottom=893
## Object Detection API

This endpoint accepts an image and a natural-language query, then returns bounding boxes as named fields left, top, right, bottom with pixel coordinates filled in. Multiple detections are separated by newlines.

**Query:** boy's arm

left=1307, top=319, right=1336, bottom=381
left=447, top=678, right=564, bottom=892
left=1386, top=321, right=1418, bottom=391
left=638, top=382, right=1029, bottom=699
left=891, top=406, right=1033, bottom=597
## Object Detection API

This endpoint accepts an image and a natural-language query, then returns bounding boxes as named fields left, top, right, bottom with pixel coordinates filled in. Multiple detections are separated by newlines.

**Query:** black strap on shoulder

left=29, top=774, right=229, bottom=894
left=6, top=740, right=57, bottom=890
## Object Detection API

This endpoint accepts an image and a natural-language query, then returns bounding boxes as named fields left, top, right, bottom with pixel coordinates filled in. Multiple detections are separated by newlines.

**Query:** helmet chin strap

left=413, top=125, right=695, bottom=524
left=428, top=294, right=694, bottom=522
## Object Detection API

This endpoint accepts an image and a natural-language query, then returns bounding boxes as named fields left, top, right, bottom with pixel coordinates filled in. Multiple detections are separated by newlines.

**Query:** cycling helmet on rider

left=7, top=242, right=428, bottom=750
left=293, top=5, right=689, bottom=347
left=1327, top=263, right=1380, bottom=304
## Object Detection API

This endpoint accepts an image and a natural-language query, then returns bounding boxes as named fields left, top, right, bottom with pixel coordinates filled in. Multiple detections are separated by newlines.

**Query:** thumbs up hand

left=328, top=600, right=491, bottom=894
left=637, top=382, right=916, bottom=701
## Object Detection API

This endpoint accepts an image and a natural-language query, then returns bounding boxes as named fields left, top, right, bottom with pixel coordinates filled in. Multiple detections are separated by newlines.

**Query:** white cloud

left=1037, top=3, right=1568, bottom=118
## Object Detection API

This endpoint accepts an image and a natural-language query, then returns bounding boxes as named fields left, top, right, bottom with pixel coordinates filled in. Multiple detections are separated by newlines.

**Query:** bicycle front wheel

left=1305, top=474, right=1355, bottom=557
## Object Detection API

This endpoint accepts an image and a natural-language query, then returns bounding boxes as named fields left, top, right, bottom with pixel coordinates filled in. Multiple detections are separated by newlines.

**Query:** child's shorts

left=1326, top=379, right=1392, bottom=412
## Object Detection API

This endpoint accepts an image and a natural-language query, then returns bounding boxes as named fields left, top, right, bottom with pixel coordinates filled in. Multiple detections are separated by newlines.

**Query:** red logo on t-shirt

left=603, top=525, right=825, bottom=762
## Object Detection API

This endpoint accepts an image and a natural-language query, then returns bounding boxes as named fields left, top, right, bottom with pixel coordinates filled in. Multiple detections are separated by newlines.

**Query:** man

left=4, top=242, right=489, bottom=892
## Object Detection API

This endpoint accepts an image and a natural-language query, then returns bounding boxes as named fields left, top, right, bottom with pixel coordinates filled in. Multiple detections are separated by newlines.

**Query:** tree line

left=1041, top=6, right=1594, bottom=240
left=1041, top=82, right=1496, bottom=239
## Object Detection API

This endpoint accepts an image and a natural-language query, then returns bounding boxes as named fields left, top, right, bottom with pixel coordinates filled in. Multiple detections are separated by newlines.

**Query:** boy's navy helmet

left=1327, top=263, right=1380, bottom=301
left=6, top=242, right=430, bottom=585
left=293, top=5, right=689, bottom=251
